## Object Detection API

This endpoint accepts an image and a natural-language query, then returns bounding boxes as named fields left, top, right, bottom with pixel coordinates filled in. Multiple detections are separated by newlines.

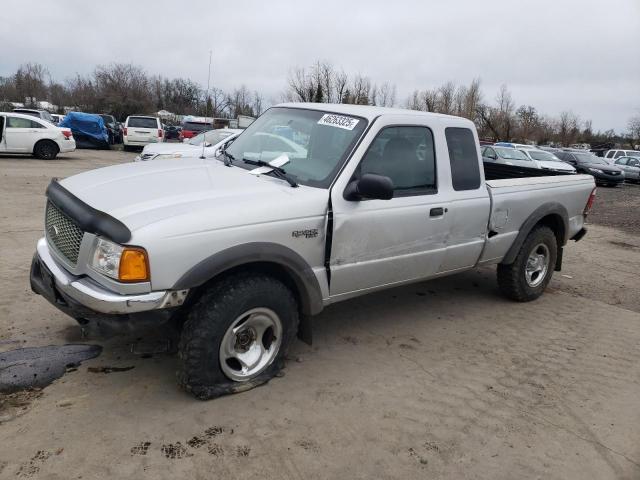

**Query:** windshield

left=100, top=115, right=114, bottom=124
left=575, top=153, right=606, bottom=164
left=495, top=147, right=529, bottom=160
left=183, top=121, right=212, bottom=132
left=224, top=107, right=367, bottom=188
left=528, top=150, right=560, bottom=162
left=189, top=130, right=235, bottom=146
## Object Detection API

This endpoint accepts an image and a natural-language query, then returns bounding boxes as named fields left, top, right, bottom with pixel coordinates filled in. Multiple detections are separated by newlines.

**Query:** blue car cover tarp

left=59, top=112, right=109, bottom=148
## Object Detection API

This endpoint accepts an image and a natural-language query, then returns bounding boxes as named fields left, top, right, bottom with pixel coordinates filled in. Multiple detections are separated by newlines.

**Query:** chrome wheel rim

left=219, top=307, right=283, bottom=382
left=525, top=243, right=550, bottom=287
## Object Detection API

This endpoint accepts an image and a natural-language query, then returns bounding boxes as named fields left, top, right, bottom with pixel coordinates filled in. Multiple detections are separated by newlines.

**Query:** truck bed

left=479, top=172, right=595, bottom=265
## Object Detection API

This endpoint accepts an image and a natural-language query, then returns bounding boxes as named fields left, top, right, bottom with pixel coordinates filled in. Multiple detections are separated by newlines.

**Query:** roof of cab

left=275, top=102, right=469, bottom=123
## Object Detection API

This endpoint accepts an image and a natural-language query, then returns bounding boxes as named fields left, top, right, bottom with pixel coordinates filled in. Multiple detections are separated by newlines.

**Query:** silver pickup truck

left=30, top=103, right=596, bottom=399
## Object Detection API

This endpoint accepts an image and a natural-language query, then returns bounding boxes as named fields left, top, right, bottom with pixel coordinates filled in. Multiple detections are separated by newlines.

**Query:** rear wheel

left=177, top=272, right=299, bottom=400
left=33, top=140, right=59, bottom=160
left=497, top=226, right=557, bottom=302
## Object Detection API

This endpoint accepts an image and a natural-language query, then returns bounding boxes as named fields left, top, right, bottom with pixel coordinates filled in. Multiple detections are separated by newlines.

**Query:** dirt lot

left=1, top=150, right=639, bottom=479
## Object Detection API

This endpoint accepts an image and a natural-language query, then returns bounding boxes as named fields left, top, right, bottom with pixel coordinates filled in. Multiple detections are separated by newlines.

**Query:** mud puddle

left=0, top=344, right=102, bottom=393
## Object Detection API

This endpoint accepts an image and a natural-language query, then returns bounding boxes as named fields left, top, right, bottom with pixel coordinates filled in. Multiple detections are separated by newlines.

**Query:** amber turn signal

left=118, top=248, right=149, bottom=282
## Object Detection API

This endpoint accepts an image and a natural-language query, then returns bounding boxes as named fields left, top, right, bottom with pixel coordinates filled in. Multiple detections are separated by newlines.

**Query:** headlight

left=153, top=153, right=183, bottom=160
left=90, top=238, right=149, bottom=282
left=588, top=168, right=603, bottom=174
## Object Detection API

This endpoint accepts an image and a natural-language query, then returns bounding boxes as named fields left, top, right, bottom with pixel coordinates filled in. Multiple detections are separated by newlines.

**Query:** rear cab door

left=126, top=116, right=160, bottom=143
left=329, top=114, right=451, bottom=299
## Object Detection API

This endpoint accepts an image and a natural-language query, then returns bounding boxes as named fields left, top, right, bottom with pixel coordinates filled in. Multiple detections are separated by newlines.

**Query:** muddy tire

left=497, top=226, right=557, bottom=302
left=177, top=272, right=299, bottom=400
left=33, top=140, right=59, bottom=160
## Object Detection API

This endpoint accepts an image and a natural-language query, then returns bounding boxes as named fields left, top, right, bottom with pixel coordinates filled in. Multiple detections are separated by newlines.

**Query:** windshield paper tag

left=317, top=114, right=359, bottom=130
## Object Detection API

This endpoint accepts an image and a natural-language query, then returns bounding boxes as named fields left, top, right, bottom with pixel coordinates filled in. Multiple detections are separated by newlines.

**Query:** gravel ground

left=0, top=151, right=639, bottom=479
left=588, top=182, right=640, bottom=235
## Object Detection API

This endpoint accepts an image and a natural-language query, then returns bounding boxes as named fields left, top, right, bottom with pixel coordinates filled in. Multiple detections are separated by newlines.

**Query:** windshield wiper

left=243, top=158, right=298, bottom=187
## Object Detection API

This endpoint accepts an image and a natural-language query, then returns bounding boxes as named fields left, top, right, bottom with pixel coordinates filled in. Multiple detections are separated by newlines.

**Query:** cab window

left=446, top=127, right=481, bottom=190
left=359, top=126, right=436, bottom=196
left=7, top=116, right=40, bottom=128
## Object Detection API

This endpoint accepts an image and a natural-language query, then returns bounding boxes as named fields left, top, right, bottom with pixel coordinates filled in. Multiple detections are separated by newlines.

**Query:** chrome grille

left=45, top=202, right=84, bottom=265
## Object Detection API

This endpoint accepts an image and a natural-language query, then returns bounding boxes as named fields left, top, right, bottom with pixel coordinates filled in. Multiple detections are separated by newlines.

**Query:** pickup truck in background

left=30, top=103, right=596, bottom=399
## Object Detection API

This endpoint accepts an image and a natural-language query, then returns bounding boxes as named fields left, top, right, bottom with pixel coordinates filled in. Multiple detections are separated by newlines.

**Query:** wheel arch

left=501, top=203, right=568, bottom=266
left=174, top=242, right=324, bottom=317
left=33, top=138, right=59, bottom=155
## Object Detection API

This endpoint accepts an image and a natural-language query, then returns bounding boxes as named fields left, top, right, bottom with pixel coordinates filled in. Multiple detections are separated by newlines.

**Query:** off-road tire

left=33, top=140, right=59, bottom=160
left=177, top=272, right=299, bottom=400
left=497, top=225, right=557, bottom=302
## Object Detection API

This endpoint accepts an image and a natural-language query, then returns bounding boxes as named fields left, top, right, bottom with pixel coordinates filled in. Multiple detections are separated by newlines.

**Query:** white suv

left=604, top=149, right=640, bottom=161
left=0, top=112, right=76, bottom=159
left=123, top=115, right=163, bottom=150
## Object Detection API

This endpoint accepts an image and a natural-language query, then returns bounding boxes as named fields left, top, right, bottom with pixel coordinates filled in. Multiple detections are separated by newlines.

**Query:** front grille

left=45, top=202, right=84, bottom=265
left=140, top=153, right=155, bottom=160
left=607, top=171, right=620, bottom=175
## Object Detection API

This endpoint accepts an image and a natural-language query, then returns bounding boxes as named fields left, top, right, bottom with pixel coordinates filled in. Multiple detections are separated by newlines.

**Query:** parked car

left=517, top=149, right=576, bottom=173
left=555, top=151, right=624, bottom=186
left=613, top=156, right=640, bottom=183
left=59, top=112, right=110, bottom=149
left=99, top=114, right=123, bottom=144
left=30, top=103, right=595, bottom=399
left=135, top=128, right=241, bottom=161
left=123, top=115, right=163, bottom=150
left=482, top=145, right=540, bottom=168
left=0, top=111, right=75, bottom=159
left=50, top=114, right=65, bottom=125
left=180, top=118, right=213, bottom=141
left=604, top=149, right=640, bottom=161
left=164, top=125, right=182, bottom=140
left=13, top=108, right=55, bottom=124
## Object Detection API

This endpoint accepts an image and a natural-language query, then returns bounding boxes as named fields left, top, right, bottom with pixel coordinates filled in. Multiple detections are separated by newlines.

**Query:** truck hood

left=59, top=158, right=329, bottom=235
left=140, top=143, right=200, bottom=155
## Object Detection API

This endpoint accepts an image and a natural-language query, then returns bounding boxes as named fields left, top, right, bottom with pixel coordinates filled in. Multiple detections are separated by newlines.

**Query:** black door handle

left=430, top=207, right=445, bottom=217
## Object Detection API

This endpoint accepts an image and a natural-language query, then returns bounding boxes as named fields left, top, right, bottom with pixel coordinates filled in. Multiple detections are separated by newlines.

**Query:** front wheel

left=177, top=272, right=299, bottom=400
left=497, top=226, right=557, bottom=302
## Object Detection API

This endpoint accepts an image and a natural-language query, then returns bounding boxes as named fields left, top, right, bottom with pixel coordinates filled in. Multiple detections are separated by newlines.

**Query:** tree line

left=0, top=62, right=264, bottom=122
left=1, top=61, right=638, bottom=147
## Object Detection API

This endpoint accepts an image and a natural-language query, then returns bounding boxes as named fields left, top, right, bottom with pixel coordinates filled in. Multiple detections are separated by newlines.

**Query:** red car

left=180, top=120, right=213, bottom=141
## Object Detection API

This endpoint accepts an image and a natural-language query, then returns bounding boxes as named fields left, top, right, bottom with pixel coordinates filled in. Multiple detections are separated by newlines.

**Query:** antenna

left=201, top=49, right=213, bottom=159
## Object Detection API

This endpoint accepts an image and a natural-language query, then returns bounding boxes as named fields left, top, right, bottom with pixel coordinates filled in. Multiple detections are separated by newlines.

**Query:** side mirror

left=344, top=173, right=394, bottom=201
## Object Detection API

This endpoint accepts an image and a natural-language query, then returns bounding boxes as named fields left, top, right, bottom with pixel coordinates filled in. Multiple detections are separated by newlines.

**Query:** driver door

left=328, top=116, right=450, bottom=299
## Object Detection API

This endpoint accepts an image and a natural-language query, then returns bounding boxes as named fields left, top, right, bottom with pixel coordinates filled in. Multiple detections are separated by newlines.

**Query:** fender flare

left=173, top=242, right=324, bottom=316
left=501, top=202, right=569, bottom=265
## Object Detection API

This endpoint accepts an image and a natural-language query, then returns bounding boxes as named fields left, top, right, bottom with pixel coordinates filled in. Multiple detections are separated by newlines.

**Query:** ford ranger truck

left=30, top=103, right=596, bottom=399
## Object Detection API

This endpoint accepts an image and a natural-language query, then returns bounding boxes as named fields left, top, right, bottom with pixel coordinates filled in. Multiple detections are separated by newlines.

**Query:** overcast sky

left=2, top=0, right=639, bottom=131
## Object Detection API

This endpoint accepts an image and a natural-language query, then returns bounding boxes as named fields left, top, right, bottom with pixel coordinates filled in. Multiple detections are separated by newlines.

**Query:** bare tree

left=14, top=63, right=49, bottom=105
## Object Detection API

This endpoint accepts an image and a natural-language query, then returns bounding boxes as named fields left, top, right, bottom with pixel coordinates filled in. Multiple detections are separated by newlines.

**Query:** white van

left=123, top=115, right=163, bottom=150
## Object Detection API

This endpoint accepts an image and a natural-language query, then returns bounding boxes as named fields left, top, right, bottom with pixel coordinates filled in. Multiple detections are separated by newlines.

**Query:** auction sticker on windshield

left=317, top=113, right=359, bottom=130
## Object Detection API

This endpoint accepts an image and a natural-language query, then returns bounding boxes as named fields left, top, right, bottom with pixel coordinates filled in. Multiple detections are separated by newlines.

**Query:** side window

left=615, top=158, right=628, bottom=165
left=614, top=151, right=624, bottom=158
left=360, top=126, right=436, bottom=195
left=605, top=151, right=613, bottom=158
left=30, top=120, right=45, bottom=128
left=7, top=117, right=34, bottom=128
left=446, top=127, right=481, bottom=191
left=629, top=159, right=639, bottom=167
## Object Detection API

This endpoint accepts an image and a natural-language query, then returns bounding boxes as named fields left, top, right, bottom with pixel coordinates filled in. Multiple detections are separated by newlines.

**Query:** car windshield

left=189, top=130, right=235, bottom=146
left=128, top=117, right=157, bottom=128
left=100, top=115, right=114, bottom=124
left=495, top=147, right=529, bottom=160
left=528, top=150, right=560, bottom=162
left=183, top=122, right=212, bottom=132
left=224, top=107, right=367, bottom=188
left=575, top=153, right=606, bottom=164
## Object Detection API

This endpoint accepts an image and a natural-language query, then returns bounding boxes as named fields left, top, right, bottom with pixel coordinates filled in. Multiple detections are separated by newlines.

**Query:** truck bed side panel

left=479, top=175, right=594, bottom=264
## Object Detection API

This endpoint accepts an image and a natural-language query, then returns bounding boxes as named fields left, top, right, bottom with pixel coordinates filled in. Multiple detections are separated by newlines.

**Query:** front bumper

left=30, top=238, right=187, bottom=318
left=592, top=172, right=624, bottom=184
